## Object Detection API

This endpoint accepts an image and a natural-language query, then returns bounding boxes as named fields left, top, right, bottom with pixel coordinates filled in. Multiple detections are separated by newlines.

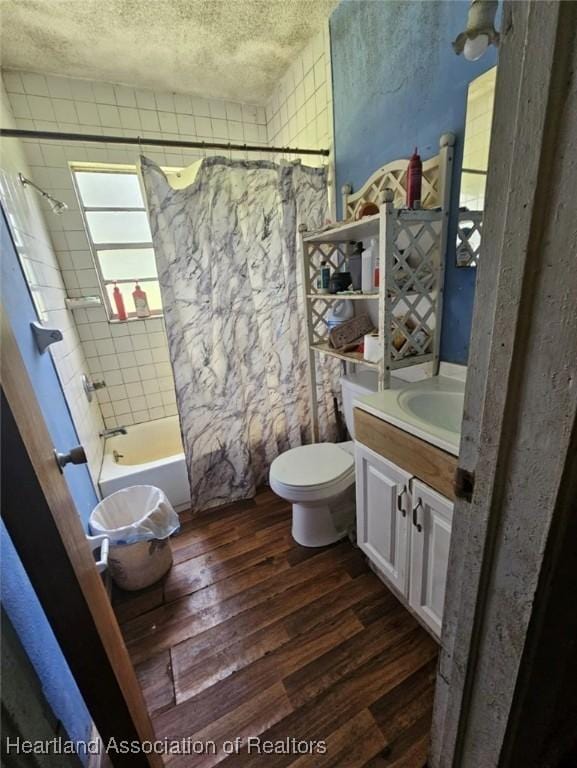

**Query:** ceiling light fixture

left=453, top=0, right=500, bottom=61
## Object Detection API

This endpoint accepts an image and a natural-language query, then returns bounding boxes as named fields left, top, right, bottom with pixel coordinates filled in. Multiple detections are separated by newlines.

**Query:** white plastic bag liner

left=90, top=485, right=180, bottom=545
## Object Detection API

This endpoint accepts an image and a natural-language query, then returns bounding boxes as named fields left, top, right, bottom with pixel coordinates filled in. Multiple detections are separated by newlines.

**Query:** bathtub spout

left=100, top=426, right=127, bottom=438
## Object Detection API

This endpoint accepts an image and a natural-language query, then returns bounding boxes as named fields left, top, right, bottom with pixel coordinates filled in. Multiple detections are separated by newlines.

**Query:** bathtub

left=99, top=416, right=191, bottom=511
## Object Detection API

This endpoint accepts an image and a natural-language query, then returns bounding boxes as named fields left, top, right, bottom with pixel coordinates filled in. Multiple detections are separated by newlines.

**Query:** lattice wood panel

left=309, top=298, right=332, bottom=344
left=456, top=211, right=483, bottom=267
left=306, top=242, right=349, bottom=292
left=387, top=213, right=442, bottom=361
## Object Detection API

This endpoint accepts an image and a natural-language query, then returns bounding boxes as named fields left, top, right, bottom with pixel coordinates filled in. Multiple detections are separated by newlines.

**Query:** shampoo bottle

left=113, top=282, right=127, bottom=321
left=132, top=283, right=151, bottom=318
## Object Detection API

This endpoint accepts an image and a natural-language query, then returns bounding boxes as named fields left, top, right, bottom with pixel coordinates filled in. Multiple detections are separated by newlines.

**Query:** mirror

left=457, top=66, right=497, bottom=267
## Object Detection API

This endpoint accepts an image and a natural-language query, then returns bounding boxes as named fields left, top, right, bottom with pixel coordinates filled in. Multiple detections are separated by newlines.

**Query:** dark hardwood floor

left=113, top=490, right=438, bottom=767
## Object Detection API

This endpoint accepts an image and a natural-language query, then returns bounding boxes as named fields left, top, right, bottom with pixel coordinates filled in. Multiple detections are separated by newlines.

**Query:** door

left=1, top=206, right=97, bottom=521
left=1, top=210, right=161, bottom=765
left=409, top=478, right=453, bottom=638
left=2, top=316, right=161, bottom=767
left=355, top=441, right=412, bottom=595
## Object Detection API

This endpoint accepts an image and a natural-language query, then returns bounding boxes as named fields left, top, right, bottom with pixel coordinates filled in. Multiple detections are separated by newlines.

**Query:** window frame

left=70, top=164, right=162, bottom=322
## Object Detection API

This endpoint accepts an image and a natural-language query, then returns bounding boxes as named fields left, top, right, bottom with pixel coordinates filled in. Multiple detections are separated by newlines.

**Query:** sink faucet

left=99, top=426, right=127, bottom=438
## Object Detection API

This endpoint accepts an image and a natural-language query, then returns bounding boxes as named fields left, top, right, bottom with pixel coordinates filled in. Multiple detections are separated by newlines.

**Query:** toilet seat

left=269, top=372, right=377, bottom=547
left=270, top=442, right=355, bottom=503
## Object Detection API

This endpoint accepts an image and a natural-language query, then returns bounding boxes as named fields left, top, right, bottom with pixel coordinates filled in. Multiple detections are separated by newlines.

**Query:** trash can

left=89, top=485, right=180, bottom=591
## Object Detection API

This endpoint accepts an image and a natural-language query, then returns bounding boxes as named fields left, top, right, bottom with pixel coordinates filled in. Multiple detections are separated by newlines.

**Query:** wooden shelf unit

left=310, top=341, right=380, bottom=368
left=306, top=292, right=379, bottom=301
left=303, top=213, right=380, bottom=244
left=300, top=134, right=455, bottom=440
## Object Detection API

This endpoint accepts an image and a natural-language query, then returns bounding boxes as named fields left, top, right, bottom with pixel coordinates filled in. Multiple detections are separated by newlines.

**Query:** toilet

left=269, top=371, right=378, bottom=547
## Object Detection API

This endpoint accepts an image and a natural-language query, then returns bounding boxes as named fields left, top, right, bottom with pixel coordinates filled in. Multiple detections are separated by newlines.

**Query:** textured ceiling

left=0, top=0, right=337, bottom=104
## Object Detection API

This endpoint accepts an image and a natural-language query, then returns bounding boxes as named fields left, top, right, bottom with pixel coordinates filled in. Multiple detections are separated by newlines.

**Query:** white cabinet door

left=409, top=479, right=454, bottom=638
left=355, top=443, right=412, bottom=595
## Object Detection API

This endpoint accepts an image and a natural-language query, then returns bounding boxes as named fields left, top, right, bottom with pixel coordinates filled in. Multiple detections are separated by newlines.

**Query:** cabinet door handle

left=412, top=498, right=423, bottom=532
left=397, top=487, right=407, bottom=517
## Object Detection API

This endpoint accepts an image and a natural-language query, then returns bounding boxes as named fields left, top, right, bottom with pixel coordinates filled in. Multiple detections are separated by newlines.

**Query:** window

left=72, top=167, right=162, bottom=320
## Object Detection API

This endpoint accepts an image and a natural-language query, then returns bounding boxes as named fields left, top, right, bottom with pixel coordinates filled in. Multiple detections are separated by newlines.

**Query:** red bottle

left=406, top=148, right=422, bottom=209
left=112, top=282, right=127, bottom=321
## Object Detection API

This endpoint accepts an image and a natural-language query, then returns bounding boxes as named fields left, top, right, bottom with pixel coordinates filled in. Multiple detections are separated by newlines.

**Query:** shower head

left=48, top=197, right=68, bottom=215
left=18, top=173, right=68, bottom=215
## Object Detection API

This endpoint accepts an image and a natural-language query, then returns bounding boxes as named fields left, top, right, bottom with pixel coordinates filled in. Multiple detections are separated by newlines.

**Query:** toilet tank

left=340, top=371, right=378, bottom=438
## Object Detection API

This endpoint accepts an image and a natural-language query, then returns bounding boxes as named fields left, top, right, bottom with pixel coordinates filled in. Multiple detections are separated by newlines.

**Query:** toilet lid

left=270, top=443, right=354, bottom=488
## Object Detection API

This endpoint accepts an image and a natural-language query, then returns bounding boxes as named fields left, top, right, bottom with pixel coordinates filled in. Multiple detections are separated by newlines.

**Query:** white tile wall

left=1, top=27, right=335, bottom=432
left=265, top=24, right=335, bottom=215
left=2, top=70, right=268, bottom=428
left=0, top=82, right=105, bottom=484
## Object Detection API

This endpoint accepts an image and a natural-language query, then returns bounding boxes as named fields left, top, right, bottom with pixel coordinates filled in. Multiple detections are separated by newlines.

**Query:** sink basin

left=354, top=372, right=466, bottom=456
left=399, top=390, right=464, bottom=434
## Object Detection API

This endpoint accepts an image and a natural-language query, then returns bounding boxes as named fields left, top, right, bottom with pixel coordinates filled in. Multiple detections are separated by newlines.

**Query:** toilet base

left=291, top=502, right=347, bottom=548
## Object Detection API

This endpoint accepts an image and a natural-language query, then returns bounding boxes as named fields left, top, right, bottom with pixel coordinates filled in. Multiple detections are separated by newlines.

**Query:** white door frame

left=431, top=1, right=577, bottom=766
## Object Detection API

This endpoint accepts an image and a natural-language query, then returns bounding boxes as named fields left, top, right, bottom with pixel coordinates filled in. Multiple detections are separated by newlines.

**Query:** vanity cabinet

left=409, top=479, right=454, bottom=637
left=354, top=436, right=454, bottom=639
left=355, top=443, right=412, bottom=595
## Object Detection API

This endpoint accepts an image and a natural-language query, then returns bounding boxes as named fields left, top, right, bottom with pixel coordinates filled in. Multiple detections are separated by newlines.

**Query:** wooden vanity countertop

left=354, top=407, right=458, bottom=500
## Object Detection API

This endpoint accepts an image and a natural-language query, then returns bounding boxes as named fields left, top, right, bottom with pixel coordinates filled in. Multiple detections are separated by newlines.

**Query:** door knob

left=54, top=445, right=87, bottom=472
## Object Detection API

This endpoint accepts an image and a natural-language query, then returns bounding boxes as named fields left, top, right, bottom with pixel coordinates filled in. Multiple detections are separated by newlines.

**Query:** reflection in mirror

left=457, top=66, right=497, bottom=267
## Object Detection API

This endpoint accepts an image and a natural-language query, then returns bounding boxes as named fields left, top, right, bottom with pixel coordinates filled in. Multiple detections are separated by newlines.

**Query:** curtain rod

left=0, top=128, right=330, bottom=157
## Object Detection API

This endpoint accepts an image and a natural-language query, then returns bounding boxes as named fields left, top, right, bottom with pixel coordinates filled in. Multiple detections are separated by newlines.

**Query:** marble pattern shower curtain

left=140, top=156, right=340, bottom=512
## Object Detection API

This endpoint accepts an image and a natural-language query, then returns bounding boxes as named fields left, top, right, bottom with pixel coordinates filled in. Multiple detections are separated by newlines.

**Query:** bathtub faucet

left=99, top=426, right=127, bottom=438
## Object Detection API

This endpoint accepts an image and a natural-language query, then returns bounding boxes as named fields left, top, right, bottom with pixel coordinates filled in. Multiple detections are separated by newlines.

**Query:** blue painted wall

left=1, top=210, right=96, bottom=756
left=330, top=0, right=498, bottom=364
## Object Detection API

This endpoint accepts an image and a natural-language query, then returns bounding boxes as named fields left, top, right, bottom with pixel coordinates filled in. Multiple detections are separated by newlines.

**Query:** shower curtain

left=140, top=156, right=340, bottom=512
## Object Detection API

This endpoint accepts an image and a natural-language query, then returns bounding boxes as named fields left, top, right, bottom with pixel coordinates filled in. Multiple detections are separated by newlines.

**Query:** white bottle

left=132, top=283, right=151, bottom=318
left=326, top=299, right=354, bottom=331
left=362, top=239, right=376, bottom=293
